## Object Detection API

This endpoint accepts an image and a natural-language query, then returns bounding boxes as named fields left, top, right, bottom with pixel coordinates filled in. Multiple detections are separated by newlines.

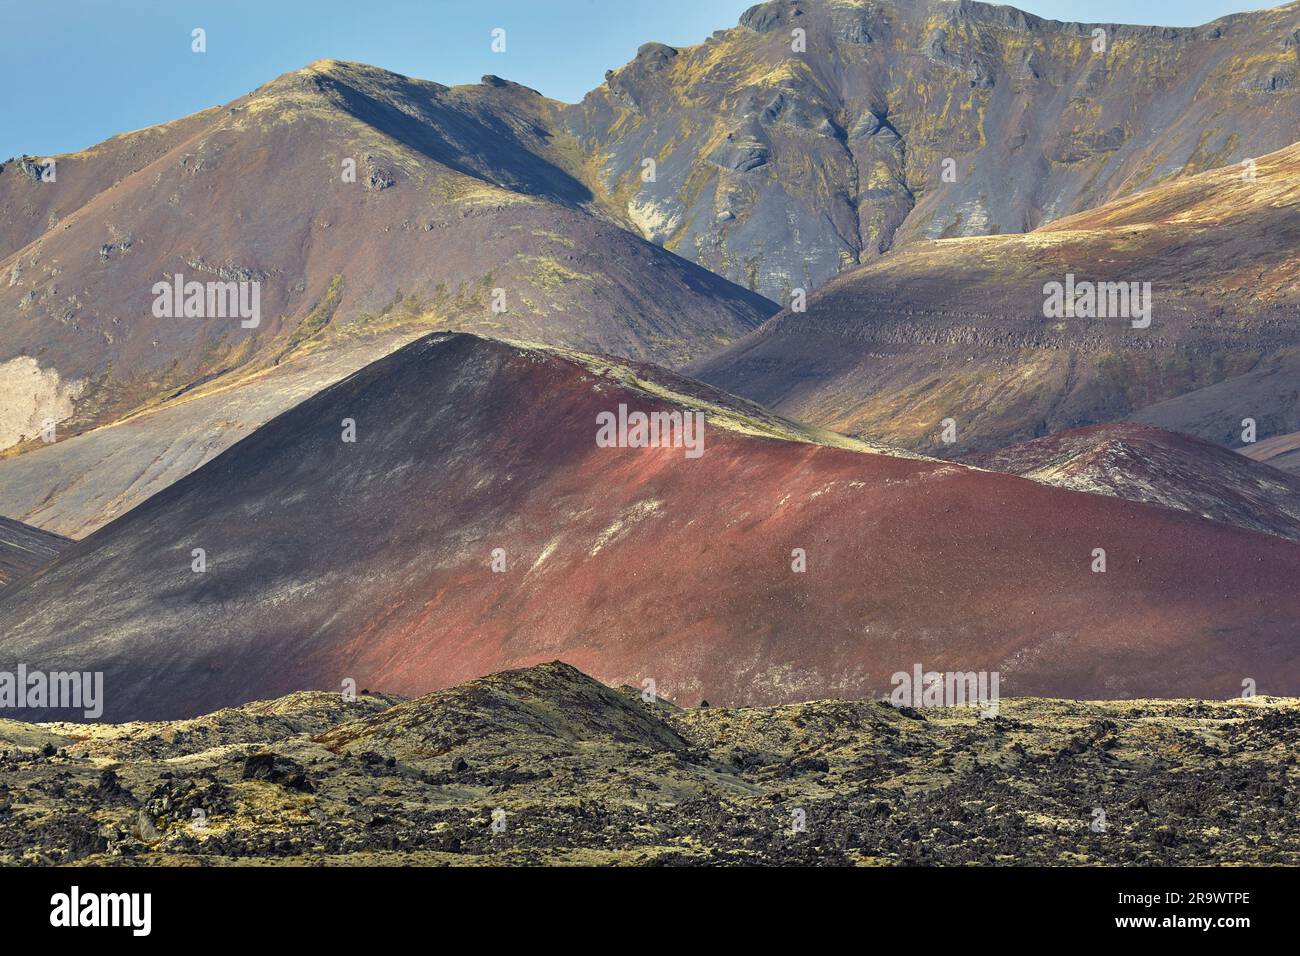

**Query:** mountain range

left=570, top=0, right=1300, bottom=297
left=0, top=58, right=774, bottom=456
left=3, top=0, right=1300, bottom=725
left=7, top=0, right=1300, bottom=471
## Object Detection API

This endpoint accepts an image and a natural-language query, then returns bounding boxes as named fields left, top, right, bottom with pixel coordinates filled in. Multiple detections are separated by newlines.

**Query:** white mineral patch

left=0, top=356, right=85, bottom=450
left=627, top=196, right=682, bottom=244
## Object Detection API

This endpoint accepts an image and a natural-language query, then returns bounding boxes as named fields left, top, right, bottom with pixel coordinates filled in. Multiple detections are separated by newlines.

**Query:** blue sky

left=0, top=0, right=1277, bottom=160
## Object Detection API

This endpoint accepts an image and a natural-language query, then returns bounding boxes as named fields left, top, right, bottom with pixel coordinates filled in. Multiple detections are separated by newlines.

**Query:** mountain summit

left=0, top=58, right=774, bottom=455
left=566, top=0, right=1300, bottom=298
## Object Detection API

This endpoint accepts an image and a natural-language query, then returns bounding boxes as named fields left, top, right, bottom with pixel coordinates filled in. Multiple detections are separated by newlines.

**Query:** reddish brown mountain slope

left=967, top=423, right=1300, bottom=541
left=1, top=333, right=1297, bottom=721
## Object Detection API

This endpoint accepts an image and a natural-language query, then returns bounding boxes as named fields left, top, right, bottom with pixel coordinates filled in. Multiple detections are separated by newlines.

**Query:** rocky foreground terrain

left=1, top=662, right=1296, bottom=866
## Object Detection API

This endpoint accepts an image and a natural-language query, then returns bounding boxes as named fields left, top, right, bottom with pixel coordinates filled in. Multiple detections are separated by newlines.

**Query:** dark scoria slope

left=691, top=137, right=1300, bottom=455
left=0, top=517, right=71, bottom=589
left=3, top=332, right=1300, bottom=721
left=966, top=423, right=1300, bottom=542
left=567, top=0, right=1300, bottom=299
left=0, top=59, right=774, bottom=454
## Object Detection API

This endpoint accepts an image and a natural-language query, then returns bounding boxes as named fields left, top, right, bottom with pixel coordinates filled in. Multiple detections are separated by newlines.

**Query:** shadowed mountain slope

left=966, top=423, right=1300, bottom=541
left=0, top=331, right=422, bottom=538
left=690, top=137, right=1300, bottom=454
left=1126, top=350, right=1300, bottom=455
left=565, top=0, right=1300, bottom=299
left=2, top=333, right=1299, bottom=721
left=0, top=517, right=71, bottom=589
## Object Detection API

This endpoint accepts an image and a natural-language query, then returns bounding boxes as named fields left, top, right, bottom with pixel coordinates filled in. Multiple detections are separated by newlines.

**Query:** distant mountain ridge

left=690, top=136, right=1300, bottom=454
left=565, top=0, right=1300, bottom=299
